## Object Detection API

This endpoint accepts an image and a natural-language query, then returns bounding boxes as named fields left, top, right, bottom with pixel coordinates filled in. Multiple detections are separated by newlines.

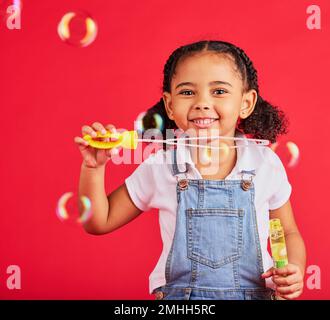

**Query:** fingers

left=74, top=136, right=89, bottom=147
left=81, top=123, right=119, bottom=139
left=272, top=274, right=299, bottom=286
left=276, top=283, right=303, bottom=295
left=105, top=124, right=120, bottom=141
left=82, top=125, right=97, bottom=137
left=105, top=123, right=117, bottom=133
left=261, top=267, right=275, bottom=279
left=262, top=264, right=301, bottom=280
left=261, top=267, right=303, bottom=300
left=91, top=122, right=107, bottom=135
left=105, top=124, right=120, bottom=156
left=270, top=264, right=304, bottom=300
left=81, top=122, right=109, bottom=137
left=79, top=122, right=120, bottom=157
left=277, top=287, right=303, bottom=300
left=273, top=264, right=297, bottom=276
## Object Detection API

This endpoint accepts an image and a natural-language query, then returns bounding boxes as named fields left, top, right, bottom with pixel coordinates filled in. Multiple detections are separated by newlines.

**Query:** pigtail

left=238, top=96, right=289, bottom=144
left=230, top=43, right=290, bottom=143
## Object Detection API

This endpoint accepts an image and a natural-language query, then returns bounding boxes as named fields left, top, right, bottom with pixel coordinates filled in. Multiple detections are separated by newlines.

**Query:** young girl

left=74, top=40, right=306, bottom=300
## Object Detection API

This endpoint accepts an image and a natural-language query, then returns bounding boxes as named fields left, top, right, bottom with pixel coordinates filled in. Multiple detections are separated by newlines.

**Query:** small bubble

left=134, top=111, right=164, bottom=134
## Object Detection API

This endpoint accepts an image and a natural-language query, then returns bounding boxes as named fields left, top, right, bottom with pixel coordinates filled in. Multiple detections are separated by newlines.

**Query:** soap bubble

left=134, top=111, right=164, bottom=134
left=57, top=11, right=98, bottom=47
left=270, top=140, right=300, bottom=168
left=198, top=141, right=230, bottom=166
left=56, top=192, right=92, bottom=226
left=134, top=111, right=146, bottom=134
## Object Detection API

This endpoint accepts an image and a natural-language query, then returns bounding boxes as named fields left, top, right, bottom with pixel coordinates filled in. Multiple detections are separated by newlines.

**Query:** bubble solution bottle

left=269, top=218, right=288, bottom=268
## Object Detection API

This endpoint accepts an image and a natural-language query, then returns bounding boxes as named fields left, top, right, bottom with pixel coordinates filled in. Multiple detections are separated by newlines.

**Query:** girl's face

left=163, top=52, right=257, bottom=140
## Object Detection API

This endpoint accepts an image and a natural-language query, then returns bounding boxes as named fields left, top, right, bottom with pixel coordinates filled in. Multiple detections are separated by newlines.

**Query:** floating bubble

left=270, top=141, right=300, bottom=168
left=152, top=113, right=164, bottom=131
left=219, top=142, right=230, bottom=157
left=134, top=111, right=164, bottom=134
left=56, top=192, right=92, bottom=225
left=199, top=146, right=212, bottom=164
left=198, top=141, right=230, bottom=166
left=78, top=196, right=92, bottom=223
left=57, top=11, right=98, bottom=47
left=286, top=142, right=300, bottom=167
left=134, top=111, right=146, bottom=133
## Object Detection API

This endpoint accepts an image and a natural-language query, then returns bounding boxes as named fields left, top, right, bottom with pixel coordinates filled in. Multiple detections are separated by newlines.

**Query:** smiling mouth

left=189, top=118, right=219, bottom=128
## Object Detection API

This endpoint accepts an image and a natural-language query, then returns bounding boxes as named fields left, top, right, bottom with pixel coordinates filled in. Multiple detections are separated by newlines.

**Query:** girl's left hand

left=261, top=264, right=304, bottom=299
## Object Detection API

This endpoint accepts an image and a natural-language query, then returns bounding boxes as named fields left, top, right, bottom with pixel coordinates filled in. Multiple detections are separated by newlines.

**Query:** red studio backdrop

left=0, top=0, right=329, bottom=300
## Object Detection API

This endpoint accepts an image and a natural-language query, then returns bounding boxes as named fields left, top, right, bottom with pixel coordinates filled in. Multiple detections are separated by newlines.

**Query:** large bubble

left=57, top=11, right=98, bottom=47
left=56, top=192, right=92, bottom=226
left=270, top=140, right=300, bottom=168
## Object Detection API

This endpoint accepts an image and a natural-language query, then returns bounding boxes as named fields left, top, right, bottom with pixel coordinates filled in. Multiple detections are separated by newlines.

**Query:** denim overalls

left=153, top=146, right=275, bottom=300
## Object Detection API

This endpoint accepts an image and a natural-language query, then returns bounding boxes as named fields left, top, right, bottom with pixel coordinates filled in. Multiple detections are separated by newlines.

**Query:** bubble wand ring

left=83, top=131, right=137, bottom=149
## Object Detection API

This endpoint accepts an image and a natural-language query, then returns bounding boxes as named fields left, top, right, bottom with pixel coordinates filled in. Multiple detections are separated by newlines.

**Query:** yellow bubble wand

left=82, top=130, right=270, bottom=150
left=269, top=218, right=289, bottom=268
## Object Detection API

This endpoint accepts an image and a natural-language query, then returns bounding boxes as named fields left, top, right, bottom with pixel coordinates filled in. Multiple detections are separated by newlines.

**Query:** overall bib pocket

left=186, top=208, right=244, bottom=268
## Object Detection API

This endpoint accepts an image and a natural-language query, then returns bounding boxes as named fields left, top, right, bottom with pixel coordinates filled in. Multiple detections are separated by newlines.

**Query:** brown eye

left=214, top=89, right=226, bottom=94
left=179, top=90, right=193, bottom=95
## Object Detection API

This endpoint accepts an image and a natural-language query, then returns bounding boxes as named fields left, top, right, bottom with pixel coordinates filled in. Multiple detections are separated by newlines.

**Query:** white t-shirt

left=125, top=132, right=292, bottom=294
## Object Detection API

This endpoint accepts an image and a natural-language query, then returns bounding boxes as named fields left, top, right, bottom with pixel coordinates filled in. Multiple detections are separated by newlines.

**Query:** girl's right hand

left=74, top=122, right=121, bottom=168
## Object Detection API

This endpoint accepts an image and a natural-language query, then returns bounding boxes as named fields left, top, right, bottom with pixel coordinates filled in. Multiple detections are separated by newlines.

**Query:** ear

left=240, top=89, right=258, bottom=119
left=162, top=92, right=174, bottom=120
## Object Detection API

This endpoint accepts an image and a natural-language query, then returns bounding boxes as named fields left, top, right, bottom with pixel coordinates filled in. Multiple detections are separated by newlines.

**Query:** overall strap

left=239, top=169, right=256, bottom=191
left=171, top=147, right=189, bottom=181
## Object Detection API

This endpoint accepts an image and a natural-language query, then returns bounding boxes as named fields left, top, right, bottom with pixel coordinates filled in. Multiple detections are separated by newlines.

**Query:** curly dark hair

left=142, top=40, right=289, bottom=148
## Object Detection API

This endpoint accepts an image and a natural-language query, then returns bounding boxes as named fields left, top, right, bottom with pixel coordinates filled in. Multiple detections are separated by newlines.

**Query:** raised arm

left=75, top=122, right=143, bottom=235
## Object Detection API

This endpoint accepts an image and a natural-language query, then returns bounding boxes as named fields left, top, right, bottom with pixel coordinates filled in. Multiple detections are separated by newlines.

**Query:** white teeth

left=193, top=118, right=216, bottom=125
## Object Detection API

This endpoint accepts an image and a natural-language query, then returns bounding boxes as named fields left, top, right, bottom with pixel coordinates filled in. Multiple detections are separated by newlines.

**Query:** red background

left=0, top=0, right=329, bottom=299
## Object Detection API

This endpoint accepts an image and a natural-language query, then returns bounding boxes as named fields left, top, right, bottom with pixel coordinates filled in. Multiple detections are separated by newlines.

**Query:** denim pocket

left=186, top=208, right=244, bottom=268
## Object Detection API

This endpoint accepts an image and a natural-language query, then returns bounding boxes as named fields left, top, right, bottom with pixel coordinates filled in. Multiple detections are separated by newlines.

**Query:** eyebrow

left=175, top=81, right=233, bottom=90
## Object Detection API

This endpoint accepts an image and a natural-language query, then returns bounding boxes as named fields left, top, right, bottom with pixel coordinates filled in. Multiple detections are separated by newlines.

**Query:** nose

left=193, top=105, right=210, bottom=110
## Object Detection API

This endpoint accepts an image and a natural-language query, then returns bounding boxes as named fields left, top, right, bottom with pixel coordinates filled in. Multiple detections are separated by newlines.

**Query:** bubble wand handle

left=269, top=218, right=289, bottom=269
